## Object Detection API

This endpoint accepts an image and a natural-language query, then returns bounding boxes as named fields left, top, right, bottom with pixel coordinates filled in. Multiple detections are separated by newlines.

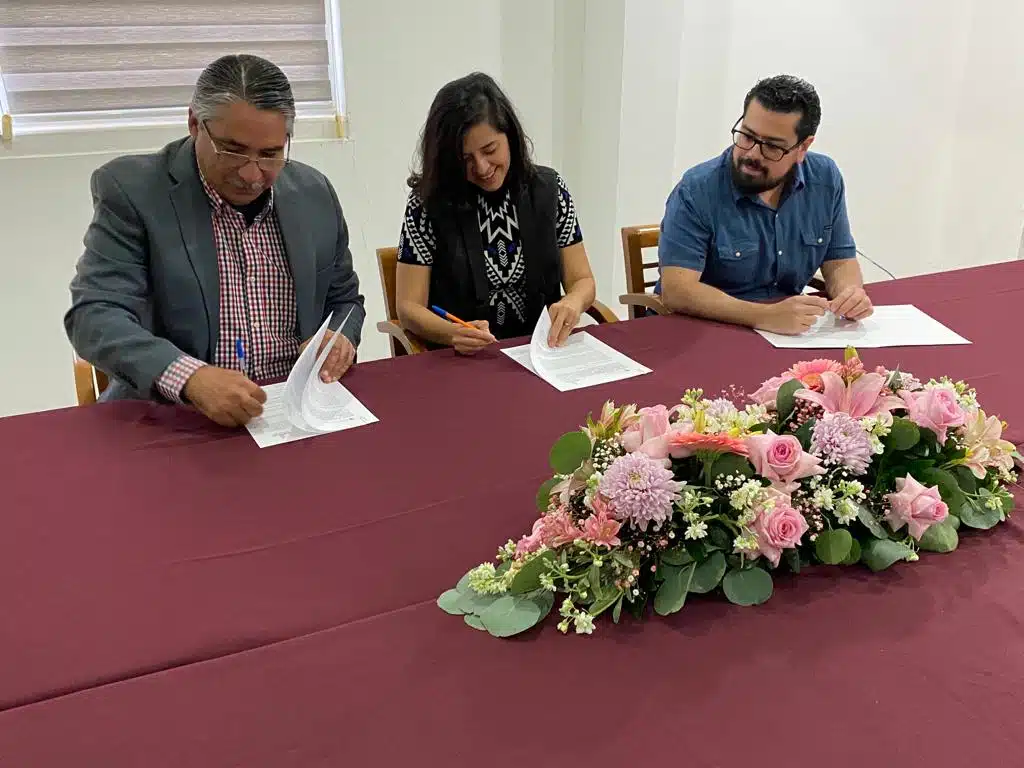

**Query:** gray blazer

left=65, top=137, right=366, bottom=402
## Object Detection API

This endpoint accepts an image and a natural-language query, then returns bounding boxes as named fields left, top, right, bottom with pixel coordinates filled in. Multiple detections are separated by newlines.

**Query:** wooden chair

left=376, top=247, right=428, bottom=357
left=375, top=247, right=620, bottom=357
left=620, top=225, right=670, bottom=319
left=618, top=224, right=828, bottom=319
left=73, top=358, right=108, bottom=406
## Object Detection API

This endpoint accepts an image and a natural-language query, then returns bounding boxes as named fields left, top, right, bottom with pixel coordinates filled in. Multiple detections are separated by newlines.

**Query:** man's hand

left=183, top=366, right=267, bottom=427
left=828, top=285, right=873, bottom=320
left=451, top=320, right=495, bottom=355
left=547, top=299, right=582, bottom=347
left=757, top=295, right=830, bottom=335
left=300, top=330, right=356, bottom=383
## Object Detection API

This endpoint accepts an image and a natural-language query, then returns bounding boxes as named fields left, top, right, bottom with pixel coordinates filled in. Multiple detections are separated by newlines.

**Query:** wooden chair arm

left=376, top=320, right=428, bottom=356
left=586, top=300, right=620, bottom=324
left=619, top=293, right=670, bottom=316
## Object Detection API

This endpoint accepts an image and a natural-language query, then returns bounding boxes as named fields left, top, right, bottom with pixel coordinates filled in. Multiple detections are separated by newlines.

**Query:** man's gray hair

left=191, top=54, right=296, bottom=133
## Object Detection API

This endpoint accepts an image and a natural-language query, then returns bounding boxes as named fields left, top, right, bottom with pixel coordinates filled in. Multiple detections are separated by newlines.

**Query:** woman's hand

left=547, top=299, right=582, bottom=347
left=451, top=320, right=496, bottom=355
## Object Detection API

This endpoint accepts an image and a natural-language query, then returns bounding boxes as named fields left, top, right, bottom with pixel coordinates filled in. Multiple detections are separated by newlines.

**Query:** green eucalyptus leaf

left=710, top=453, right=754, bottom=482
left=784, top=548, right=801, bottom=574
left=661, top=547, right=694, bottom=567
left=947, top=513, right=961, bottom=531
left=860, top=538, right=914, bottom=572
left=855, top=502, right=888, bottom=539
left=722, top=567, right=773, bottom=606
left=654, top=563, right=696, bottom=616
left=509, top=550, right=557, bottom=594
left=455, top=569, right=476, bottom=594
left=549, top=431, right=592, bottom=475
left=612, top=595, right=624, bottom=624
left=689, top=552, right=727, bottom=594
left=536, top=477, right=560, bottom=512
left=841, top=537, right=863, bottom=565
left=464, top=614, right=486, bottom=631
left=887, top=418, right=921, bottom=452
left=457, top=589, right=501, bottom=615
left=815, top=529, right=854, bottom=565
left=959, top=498, right=1001, bottom=530
left=480, top=592, right=550, bottom=638
left=918, top=520, right=959, bottom=553
left=438, top=589, right=468, bottom=616
left=776, top=379, right=805, bottom=424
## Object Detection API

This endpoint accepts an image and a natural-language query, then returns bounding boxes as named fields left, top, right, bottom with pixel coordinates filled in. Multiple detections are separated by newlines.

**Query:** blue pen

left=235, top=338, right=247, bottom=376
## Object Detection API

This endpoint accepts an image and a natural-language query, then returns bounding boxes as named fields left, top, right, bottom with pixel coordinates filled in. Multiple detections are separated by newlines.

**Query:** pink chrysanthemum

left=599, top=454, right=684, bottom=531
left=810, top=412, right=874, bottom=475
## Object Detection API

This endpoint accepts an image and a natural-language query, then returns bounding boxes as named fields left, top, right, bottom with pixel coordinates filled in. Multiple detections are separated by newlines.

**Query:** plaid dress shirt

left=156, top=172, right=299, bottom=402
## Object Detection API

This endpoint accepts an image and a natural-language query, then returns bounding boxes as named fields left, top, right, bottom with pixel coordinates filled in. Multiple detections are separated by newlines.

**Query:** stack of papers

left=245, top=311, right=378, bottom=448
left=755, top=305, right=971, bottom=349
left=501, top=309, right=651, bottom=391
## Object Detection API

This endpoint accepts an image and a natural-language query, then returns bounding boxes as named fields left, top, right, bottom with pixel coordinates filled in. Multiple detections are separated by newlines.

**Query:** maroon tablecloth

left=1, top=261, right=1022, bottom=766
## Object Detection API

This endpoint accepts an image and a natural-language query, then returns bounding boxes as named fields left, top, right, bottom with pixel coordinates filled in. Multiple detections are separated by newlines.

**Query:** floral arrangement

left=438, top=348, right=1021, bottom=637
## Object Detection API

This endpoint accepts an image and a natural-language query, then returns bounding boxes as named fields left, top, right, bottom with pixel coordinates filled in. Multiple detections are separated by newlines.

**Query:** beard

left=731, top=156, right=796, bottom=195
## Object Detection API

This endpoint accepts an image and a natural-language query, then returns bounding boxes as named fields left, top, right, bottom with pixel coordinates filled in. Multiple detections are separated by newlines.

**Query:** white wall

left=0, top=0, right=523, bottom=417
left=671, top=0, right=1024, bottom=278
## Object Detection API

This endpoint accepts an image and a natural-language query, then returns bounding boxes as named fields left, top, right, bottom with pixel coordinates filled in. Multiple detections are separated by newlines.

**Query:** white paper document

left=501, top=310, right=651, bottom=391
left=755, top=305, right=971, bottom=349
left=245, top=310, right=378, bottom=448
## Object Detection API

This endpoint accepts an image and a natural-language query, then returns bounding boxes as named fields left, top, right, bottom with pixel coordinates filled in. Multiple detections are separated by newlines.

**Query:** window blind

left=0, top=0, right=341, bottom=134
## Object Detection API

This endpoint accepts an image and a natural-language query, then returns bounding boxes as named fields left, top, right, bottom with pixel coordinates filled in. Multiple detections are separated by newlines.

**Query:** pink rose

left=884, top=474, right=948, bottom=540
left=749, top=375, right=795, bottom=407
left=901, top=388, right=966, bottom=445
left=750, top=495, right=809, bottom=566
left=621, top=405, right=672, bottom=460
left=745, top=430, right=825, bottom=493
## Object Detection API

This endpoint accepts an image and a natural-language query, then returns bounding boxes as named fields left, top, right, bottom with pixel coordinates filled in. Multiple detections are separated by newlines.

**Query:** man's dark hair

left=743, top=75, right=821, bottom=142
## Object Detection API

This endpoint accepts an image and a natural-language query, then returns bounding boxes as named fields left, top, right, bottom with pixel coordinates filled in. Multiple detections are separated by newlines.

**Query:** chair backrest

left=376, top=247, right=400, bottom=322
left=73, top=358, right=109, bottom=406
left=621, top=225, right=661, bottom=320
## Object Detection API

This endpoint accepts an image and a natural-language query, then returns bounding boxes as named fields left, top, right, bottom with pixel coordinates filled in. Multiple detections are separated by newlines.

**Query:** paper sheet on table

left=755, top=305, right=971, bottom=349
left=245, top=309, right=378, bottom=447
left=500, top=309, right=651, bottom=391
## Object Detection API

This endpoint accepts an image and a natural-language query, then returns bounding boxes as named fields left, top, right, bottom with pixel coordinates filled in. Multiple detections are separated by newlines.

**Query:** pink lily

left=794, top=371, right=903, bottom=418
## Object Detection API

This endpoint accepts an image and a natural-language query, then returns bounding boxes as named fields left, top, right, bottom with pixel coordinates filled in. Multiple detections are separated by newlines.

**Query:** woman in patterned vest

left=395, top=72, right=598, bottom=354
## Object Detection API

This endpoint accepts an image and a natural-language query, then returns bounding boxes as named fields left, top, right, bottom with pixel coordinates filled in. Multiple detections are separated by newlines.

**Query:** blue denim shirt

left=657, top=148, right=856, bottom=300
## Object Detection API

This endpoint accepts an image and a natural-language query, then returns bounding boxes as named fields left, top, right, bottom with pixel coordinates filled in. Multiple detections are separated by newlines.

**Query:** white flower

left=836, top=498, right=859, bottom=525
left=573, top=612, right=596, bottom=635
left=812, top=487, right=836, bottom=511
left=539, top=573, right=557, bottom=592
left=560, top=598, right=575, bottom=618
left=557, top=620, right=570, bottom=634
left=730, top=479, right=763, bottom=511
left=837, top=480, right=865, bottom=498
left=685, top=521, right=709, bottom=540
left=734, top=534, right=759, bottom=553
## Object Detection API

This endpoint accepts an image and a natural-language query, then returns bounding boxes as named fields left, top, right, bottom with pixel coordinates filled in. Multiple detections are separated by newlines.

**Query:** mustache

left=739, top=159, right=766, bottom=174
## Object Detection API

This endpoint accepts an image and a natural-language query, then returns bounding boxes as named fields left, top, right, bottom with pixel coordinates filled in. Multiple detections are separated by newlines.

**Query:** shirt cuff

left=155, top=355, right=206, bottom=404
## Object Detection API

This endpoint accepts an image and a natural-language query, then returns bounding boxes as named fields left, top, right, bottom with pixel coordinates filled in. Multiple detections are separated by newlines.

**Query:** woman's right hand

left=451, top=320, right=496, bottom=355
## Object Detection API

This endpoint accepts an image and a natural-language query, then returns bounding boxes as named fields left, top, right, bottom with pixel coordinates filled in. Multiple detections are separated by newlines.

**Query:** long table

left=1, top=261, right=1022, bottom=766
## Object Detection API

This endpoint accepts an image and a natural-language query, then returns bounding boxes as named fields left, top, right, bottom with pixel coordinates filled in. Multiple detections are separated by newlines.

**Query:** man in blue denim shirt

left=658, top=75, right=872, bottom=334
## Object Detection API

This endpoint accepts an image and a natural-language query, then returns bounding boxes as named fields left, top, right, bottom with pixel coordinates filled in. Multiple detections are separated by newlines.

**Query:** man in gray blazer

left=66, top=54, right=365, bottom=427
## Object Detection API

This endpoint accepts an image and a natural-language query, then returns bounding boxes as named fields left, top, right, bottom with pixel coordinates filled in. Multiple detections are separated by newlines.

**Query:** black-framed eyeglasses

left=201, top=121, right=290, bottom=172
left=730, top=118, right=799, bottom=162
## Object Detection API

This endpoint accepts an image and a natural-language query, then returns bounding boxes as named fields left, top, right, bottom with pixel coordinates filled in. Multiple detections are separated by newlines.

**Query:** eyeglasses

left=202, top=121, right=290, bottom=172
left=730, top=118, right=799, bottom=162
